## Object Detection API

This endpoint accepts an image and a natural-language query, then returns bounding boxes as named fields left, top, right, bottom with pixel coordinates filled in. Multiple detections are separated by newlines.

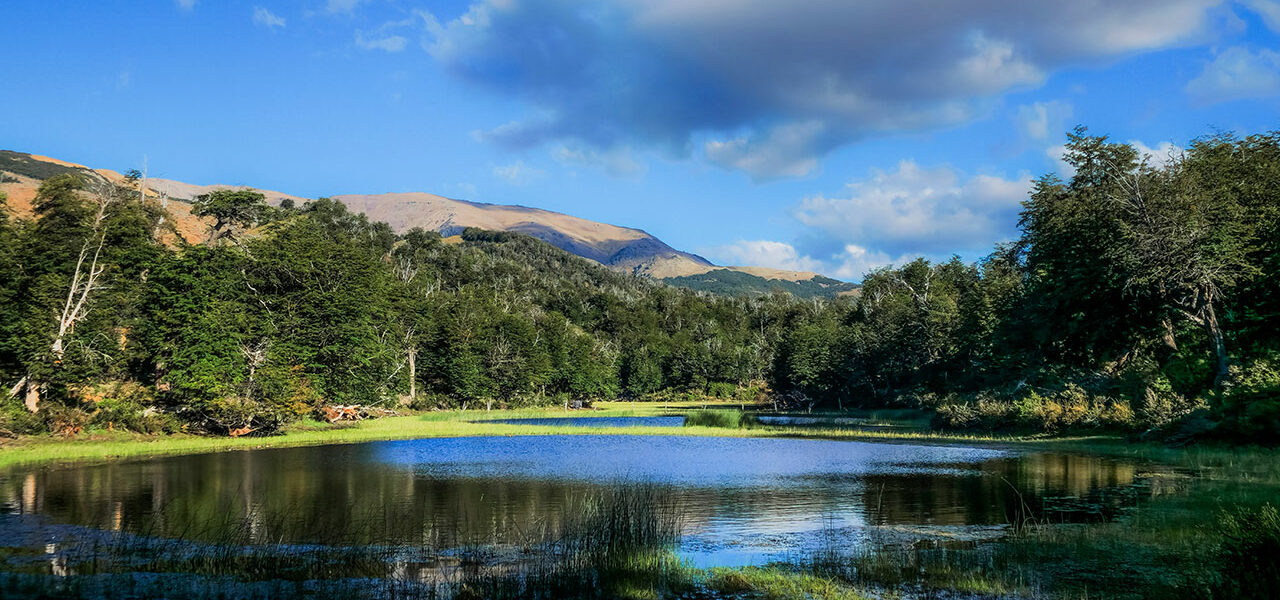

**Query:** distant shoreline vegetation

left=1, top=127, right=1278, bottom=444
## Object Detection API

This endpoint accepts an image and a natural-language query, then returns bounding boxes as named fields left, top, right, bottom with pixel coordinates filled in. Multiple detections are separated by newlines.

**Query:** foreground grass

left=706, top=567, right=870, bottom=600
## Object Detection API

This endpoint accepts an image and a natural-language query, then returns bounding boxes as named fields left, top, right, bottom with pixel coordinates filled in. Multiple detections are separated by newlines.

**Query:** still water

left=475, top=416, right=686, bottom=427
left=1, top=435, right=1145, bottom=566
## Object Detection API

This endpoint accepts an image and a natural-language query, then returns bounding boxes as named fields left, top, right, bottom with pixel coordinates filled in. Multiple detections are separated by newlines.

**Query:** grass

left=0, top=483, right=696, bottom=600
left=682, top=408, right=755, bottom=428
left=0, top=400, right=1048, bottom=470
left=706, top=567, right=870, bottom=600
left=8, top=398, right=1266, bottom=472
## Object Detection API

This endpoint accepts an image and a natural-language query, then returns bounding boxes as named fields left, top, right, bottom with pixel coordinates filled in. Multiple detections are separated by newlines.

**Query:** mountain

left=329, top=192, right=713, bottom=277
left=1, top=150, right=860, bottom=297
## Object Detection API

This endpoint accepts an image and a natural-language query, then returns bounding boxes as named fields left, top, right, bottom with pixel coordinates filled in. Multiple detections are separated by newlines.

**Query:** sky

left=2, top=1, right=1278, bottom=281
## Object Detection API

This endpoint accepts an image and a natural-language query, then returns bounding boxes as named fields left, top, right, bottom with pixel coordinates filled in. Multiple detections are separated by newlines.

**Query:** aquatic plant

left=682, top=409, right=756, bottom=429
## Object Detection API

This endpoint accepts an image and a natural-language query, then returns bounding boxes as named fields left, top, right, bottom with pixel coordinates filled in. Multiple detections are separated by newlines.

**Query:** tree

left=192, top=189, right=266, bottom=243
left=1109, top=136, right=1259, bottom=388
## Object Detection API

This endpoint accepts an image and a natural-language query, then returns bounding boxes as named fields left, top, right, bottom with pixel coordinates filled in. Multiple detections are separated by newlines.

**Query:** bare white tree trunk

left=407, top=345, right=417, bottom=403
left=51, top=198, right=111, bottom=364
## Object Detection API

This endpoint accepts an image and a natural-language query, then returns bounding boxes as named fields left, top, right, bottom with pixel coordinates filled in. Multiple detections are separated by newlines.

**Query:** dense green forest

left=1, top=129, right=1277, bottom=442
left=663, top=269, right=858, bottom=299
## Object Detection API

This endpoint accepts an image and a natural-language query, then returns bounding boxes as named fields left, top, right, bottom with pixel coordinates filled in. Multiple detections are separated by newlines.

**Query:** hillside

left=1, top=150, right=859, bottom=296
left=329, top=192, right=712, bottom=276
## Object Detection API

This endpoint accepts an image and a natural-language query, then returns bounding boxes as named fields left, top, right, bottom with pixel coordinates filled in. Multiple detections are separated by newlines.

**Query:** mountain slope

left=330, top=192, right=712, bottom=276
left=1, top=150, right=860, bottom=297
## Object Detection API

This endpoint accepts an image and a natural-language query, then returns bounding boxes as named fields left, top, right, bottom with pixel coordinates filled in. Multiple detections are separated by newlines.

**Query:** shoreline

left=0, top=401, right=1265, bottom=472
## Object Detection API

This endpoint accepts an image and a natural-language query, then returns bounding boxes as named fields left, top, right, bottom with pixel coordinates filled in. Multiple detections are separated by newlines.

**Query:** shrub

left=1217, top=359, right=1280, bottom=442
left=1213, top=503, right=1280, bottom=599
left=0, top=397, right=44, bottom=435
left=706, top=381, right=737, bottom=399
left=1136, top=375, right=1199, bottom=429
left=73, top=381, right=180, bottom=434
left=683, top=409, right=755, bottom=428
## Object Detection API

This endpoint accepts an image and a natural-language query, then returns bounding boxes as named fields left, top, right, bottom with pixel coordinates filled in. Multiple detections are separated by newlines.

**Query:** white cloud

left=704, top=121, right=827, bottom=180
left=493, top=160, right=546, bottom=185
left=705, top=240, right=918, bottom=281
left=1242, top=0, right=1280, bottom=32
left=1186, top=46, right=1280, bottom=104
left=419, top=0, right=1219, bottom=177
left=253, top=7, right=286, bottom=29
left=175, top=0, right=196, bottom=10
left=829, top=245, right=919, bottom=281
left=325, top=0, right=364, bottom=14
left=794, top=160, right=1032, bottom=257
left=1130, top=140, right=1184, bottom=167
left=1045, top=144, right=1075, bottom=178
left=553, top=145, right=646, bottom=177
left=356, top=32, right=407, bottom=52
left=703, top=240, right=823, bottom=272
left=1015, top=100, right=1073, bottom=142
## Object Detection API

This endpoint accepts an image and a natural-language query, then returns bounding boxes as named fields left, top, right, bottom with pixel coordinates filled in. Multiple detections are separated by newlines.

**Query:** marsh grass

left=0, top=484, right=693, bottom=600
left=682, top=409, right=756, bottom=429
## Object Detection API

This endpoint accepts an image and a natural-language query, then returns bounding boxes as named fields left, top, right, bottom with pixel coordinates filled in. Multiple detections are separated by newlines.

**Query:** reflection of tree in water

left=0, top=445, right=1164, bottom=550
left=859, top=453, right=1147, bottom=527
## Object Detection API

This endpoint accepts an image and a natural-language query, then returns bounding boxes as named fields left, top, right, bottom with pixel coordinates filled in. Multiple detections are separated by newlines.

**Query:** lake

left=0, top=434, right=1147, bottom=568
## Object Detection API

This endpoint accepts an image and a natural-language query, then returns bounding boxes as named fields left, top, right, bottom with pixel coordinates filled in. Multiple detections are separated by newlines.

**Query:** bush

left=199, top=396, right=299, bottom=435
left=92, top=397, right=181, bottom=434
left=706, top=381, right=737, bottom=399
left=40, top=402, right=91, bottom=436
left=683, top=409, right=755, bottom=428
left=0, top=397, right=44, bottom=435
left=75, top=381, right=181, bottom=434
left=1216, top=359, right=1280, bottom=442
left=937, top=387, right=1139, bottom=433
left=1213, top=503, right=1280, bottom=599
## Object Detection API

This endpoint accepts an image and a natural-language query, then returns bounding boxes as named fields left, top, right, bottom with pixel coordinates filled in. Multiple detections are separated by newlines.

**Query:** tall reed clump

left=1212, top=503, right=1280, bottom=600
left=683, top=409, right=755, bottom=429
left=450, top=484, right=690, bottom=599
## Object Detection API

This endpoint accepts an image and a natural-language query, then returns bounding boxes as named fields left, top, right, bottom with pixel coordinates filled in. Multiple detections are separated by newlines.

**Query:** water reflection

left=1, top=435, right=1147, bottom=565
left=475, top=416, right=686, bottom=428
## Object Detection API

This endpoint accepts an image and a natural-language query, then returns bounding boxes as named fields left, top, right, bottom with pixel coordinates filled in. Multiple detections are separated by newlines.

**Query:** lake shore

left=3, top=401, right=1276, bottom=600
left=1, top=400, right=1264, bottom=474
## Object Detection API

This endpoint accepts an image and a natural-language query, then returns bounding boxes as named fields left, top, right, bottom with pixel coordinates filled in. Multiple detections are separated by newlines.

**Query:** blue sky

left=2, top=1, right=1278, bottom=281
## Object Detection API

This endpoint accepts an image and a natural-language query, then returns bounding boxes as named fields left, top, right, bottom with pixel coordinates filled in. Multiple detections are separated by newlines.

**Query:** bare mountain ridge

left=2, top=151, right=858, bottom=295
left=330, top=192, right=713, bottom=275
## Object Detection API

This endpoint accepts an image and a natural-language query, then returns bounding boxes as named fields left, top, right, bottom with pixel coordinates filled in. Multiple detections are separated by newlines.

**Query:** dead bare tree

left=1106, top=154, right=1256, bottom=388
left=9, top=182, right=117, bottom=412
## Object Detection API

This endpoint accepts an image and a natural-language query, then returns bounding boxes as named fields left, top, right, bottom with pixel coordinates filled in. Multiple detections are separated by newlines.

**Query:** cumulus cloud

left=704, top=121, right=829, bottom=180
left=705, top=240, right=918, bottom=281
left=1186, top=46, right=1280, bottom=104
left=829, top=245, right=920, bottom=281
left=417, top=0, right=1218, bottom=177
left=1015, top=100, right=1073, bottom=142
left=553, top=145, right=646, bottom=177
left=1241, top=0, right=1280, bottom=31
left=356, top=32, right=407, bottom=52
left=794, top=160, right=1032, bottom=258
left=326, top=0, right=364, bottom=14
left=1045, top=144, right=1075, bottom=178
left=1130, top=140, right=1185, bottom=167
left=493, top=160, right=546, bottom=185
left=253, top=7, right=286, bottom=29
left=704, top=240, right=823, bottom=272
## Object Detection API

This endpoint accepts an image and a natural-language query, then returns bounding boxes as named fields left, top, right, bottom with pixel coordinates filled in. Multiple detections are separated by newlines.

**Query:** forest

left=1, top=128, right=1277, bottom=443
